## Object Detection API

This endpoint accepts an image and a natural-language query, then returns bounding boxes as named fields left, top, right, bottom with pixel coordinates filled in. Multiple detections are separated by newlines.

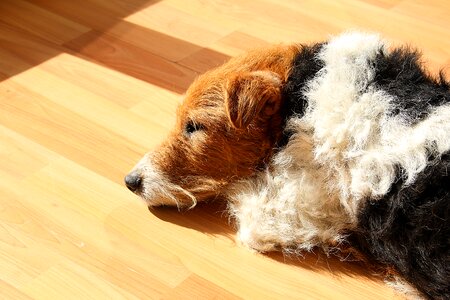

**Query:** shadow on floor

left=149, top=202, right=384, bottom=281
left=0, top=0, right=230, bottom=93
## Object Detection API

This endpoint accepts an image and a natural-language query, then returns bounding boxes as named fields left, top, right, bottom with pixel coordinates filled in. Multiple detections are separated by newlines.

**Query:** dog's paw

left=236, top=227, right=279, bottom=253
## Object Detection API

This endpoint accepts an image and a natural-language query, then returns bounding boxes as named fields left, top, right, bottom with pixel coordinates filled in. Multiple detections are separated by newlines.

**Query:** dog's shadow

left=150, top=201, right=381, bottom=281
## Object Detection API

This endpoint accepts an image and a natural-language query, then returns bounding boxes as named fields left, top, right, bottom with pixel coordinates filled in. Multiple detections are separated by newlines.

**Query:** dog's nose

left=124, top=172, right=142, bottom=192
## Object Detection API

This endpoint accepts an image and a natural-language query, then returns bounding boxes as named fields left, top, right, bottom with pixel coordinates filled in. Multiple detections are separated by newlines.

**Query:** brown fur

left=149, top=45, right=299, bottom=204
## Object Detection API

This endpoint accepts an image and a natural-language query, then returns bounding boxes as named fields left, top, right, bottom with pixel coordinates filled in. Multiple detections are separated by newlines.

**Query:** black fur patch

left=373, top=47, right=450, bottom=123
left=282, top=43, right=325, bottom=119
left=279, top=43, right=324, bottom=146
left=351, top=152, right=450, bottom=299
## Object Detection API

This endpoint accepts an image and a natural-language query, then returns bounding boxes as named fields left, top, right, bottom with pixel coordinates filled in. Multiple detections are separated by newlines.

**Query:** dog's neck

left=277, top=42, right=325, bottom=148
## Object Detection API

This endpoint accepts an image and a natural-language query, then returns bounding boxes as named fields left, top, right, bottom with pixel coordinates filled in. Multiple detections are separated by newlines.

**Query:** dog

left=125, top=32, right=450, bottom=299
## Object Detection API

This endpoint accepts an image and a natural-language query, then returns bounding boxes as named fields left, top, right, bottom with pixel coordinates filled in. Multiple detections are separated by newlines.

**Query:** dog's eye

left=185, top=121, right=204, bottom=136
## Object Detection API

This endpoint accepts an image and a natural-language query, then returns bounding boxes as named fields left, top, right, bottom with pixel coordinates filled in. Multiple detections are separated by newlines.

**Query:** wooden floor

left=1, top=0, right=449, bottom=299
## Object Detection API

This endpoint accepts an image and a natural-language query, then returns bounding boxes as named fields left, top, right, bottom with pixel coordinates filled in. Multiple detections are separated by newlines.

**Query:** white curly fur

left=227, top=32, right=450, bottom=253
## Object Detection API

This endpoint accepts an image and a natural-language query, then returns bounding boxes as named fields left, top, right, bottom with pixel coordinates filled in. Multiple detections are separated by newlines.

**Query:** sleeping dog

left=125, top=32, right=449, bottom=299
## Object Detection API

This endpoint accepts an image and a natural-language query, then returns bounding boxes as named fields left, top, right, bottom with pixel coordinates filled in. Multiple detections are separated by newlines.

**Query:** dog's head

left=125, top=46, right=297, bottom=207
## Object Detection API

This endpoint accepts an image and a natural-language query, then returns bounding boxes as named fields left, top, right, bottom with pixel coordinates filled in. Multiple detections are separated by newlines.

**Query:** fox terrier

left=125, top=32, right=449, bottom=299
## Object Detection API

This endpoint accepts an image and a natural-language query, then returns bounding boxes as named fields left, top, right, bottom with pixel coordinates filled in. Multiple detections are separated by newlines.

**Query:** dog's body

left=126, top=32, right=450, bottom=299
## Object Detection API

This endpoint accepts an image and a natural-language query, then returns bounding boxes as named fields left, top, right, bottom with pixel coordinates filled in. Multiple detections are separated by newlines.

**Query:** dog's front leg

left=227, top=162, right=348, bottom=254
left=227, top=174, right=302, bottom=253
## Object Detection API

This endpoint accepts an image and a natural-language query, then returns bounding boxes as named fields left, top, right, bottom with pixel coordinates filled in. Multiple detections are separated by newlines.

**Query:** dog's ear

left=225, top=71, right=282, bottom=129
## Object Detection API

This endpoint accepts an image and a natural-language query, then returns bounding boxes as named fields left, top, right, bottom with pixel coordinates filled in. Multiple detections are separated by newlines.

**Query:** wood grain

left=1, top=0, right=449, bottom=299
